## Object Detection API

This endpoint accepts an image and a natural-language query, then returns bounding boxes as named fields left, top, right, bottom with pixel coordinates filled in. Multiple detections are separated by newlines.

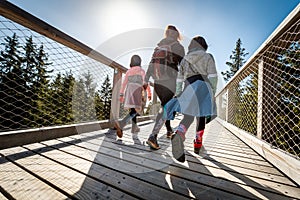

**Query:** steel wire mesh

left=0, top=16, right=115, bottom=132
left=217, top=15, right=299, bottom=158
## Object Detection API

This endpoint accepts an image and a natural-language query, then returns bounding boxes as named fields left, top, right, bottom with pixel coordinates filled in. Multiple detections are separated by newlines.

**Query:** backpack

left=150, top=41, right=177, bottom=80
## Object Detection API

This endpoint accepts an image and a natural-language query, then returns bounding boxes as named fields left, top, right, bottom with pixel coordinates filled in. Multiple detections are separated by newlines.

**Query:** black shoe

left=171, top=133, right=185, bottom=162
left=146, top=135, right=160, bottom=150
left=166, top=130, right=174, bottom=138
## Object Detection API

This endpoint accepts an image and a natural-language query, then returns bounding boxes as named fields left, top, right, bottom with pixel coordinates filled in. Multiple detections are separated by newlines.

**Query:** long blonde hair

left=164, top=25, right=182, bottom=41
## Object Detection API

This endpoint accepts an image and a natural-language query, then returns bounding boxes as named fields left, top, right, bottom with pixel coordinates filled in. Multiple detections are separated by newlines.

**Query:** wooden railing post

left=225, top=89, right=229, bottom=122
left=256, top=59, right=264, bottom=139
left=110, top=68, right=122, bottom=124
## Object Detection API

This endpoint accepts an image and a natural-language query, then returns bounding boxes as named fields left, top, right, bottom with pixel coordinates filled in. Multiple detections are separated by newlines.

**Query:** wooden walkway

left=0, top=117, right=299, bottom=200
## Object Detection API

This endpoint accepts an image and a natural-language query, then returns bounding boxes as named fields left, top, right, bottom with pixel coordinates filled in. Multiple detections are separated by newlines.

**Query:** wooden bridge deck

left=0, top=117, right=299, bottom=200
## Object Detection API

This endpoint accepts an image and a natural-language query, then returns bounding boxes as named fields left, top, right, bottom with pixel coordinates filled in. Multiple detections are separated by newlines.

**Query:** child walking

left=115, top=55, right=151, bottom=138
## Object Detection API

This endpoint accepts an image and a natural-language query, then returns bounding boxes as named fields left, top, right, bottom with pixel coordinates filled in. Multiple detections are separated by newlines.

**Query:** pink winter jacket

left=120, top=66, right=151, bottom=110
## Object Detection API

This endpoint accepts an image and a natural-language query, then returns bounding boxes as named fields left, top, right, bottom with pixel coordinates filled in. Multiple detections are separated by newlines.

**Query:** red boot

left=194, top=130, right=204, bottom=154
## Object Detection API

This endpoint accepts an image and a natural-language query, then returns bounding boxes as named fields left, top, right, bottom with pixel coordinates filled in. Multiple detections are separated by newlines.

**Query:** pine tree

left=98, top=75, right=112, bottom=120
left=274, top=42, right=300, bottom=156
left=48, top=73, right=64, bottom=124
left=94, top=91, right=104, bottom=120
left=23, top=37, right=53, bottom=127
left=48, top=72, right=75, bottom=125
left=73, top=71, right=97, bottom=122
left=33, top=44, right=53, bottom=125
left=0, top=33, right=26, bottom=130
left=235, top=73, right=258, bottom=134
left=222, top=38, right=249, bottom=82
left=22, top=36, right=38, bottom=127
left=60, top=72, right=75, bottom=124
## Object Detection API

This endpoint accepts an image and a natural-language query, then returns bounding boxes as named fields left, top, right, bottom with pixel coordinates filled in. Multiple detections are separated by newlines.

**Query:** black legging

left=180, top=114, right=206, bottom=132
left=154, top=79, right=176, bottom=132
left=120, top=108, right=138, bottom=128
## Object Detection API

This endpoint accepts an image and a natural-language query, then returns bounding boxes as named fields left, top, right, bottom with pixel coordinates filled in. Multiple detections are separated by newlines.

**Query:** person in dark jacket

left=145, top=25, right=185, bottom=149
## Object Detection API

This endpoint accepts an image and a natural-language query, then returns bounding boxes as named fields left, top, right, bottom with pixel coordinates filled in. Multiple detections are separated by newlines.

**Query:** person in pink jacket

left=115, top=55, right=151, bottom=138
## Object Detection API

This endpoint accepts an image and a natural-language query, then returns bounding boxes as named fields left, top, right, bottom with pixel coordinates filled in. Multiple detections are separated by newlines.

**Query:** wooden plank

left=186, top=155, right=289, bottom=184
left=111, top=127, right=276, bottom=169
left=1, top=119, right=298, bottom=199
left=0, top=191, right=8, bottom=200
left=199, top=143, right=263, bottom=157
left=75, top=123, right=287, bottom=177
left=185, top=141, right=266, bottom=161
left=0, top=154, right=68, bottom=199
left=217, top=118, right=300, bottom=186
left=187, top=146, right=270, bottom=166
left=196, top=153, right=282, bottom=175
left=201, top=129, right=261, bottom=153
left=93, top=136, right=294, bottom=197
left=69, top=131, right=288, bottom=182
left=1, top=147, right=137, bottom=200
left=102, top=121, right=293, bottom=180
left=115, top=120, right=270, bottom=165
left=203, top=143, right=258, bottom=155
left=22, top=143, right=192, bottom=200
left=39, top=139, right=251, bottom=200
left=52, top=134, right=300, bottom=199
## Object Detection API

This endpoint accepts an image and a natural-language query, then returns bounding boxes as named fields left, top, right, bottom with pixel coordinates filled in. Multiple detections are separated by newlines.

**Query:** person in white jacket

left=163, top=36, right=218, bottom=162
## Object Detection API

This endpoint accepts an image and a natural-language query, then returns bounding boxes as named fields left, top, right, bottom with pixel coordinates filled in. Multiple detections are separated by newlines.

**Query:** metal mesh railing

left=261, top=28, right=299, bottom=158
left=226, top=61, right=259, bottom=135
left=0, top=15, right=116, bottom=132
left=216, top=7, right=300, bottom=158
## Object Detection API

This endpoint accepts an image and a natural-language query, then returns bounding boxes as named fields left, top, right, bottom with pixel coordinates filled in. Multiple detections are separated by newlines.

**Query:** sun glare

left=101, top=1, right=150, bottom=37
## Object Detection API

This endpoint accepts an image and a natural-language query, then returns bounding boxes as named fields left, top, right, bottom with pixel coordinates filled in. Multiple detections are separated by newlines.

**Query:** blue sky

left=7, top=0, right=300, bottom=88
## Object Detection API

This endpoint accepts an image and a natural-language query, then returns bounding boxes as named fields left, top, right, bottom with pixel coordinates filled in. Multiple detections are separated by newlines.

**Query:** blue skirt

left=163, top=80, right=217, bottom=120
